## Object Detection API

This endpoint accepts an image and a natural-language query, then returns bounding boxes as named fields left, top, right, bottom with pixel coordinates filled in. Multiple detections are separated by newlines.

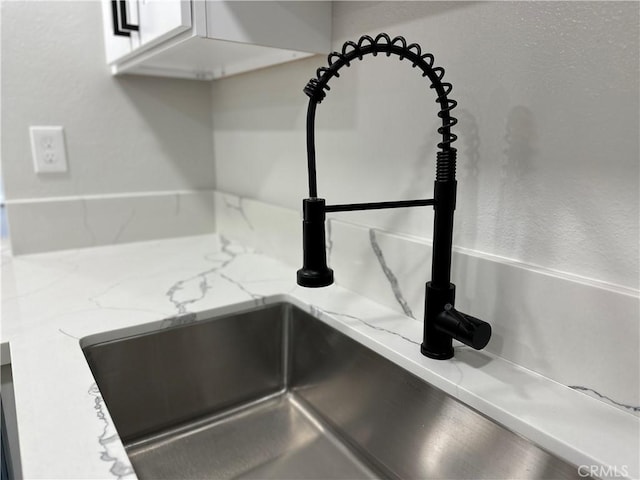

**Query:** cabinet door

left=136, top=0, right=192, bottom=48
left=101, top=0, right=134, bottom=63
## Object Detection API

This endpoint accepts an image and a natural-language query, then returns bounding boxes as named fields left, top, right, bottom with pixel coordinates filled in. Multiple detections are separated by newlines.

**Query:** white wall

left=212, top=1, right=639, bottom=291
left=1, top=1, right=216, bottom=253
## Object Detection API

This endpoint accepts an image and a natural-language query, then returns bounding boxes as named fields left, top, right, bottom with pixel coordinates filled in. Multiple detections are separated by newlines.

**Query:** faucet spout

left=296, top=34, right=492, bottom=360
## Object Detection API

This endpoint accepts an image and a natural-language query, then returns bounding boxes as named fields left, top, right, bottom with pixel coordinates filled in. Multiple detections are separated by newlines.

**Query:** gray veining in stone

left=160, top=312, right=198, bottom=329
left=81, top=198, right=97, bottom=246
left=2, top=264, right=80, bottom=302
left=112, top=209, right=136, bottom=243
left=218, top=272, right=264, bottom=302
left=569, top=386, right=640, bottom=414
left=88, top=281, right=124, bottom=308
left=369, top=229, right=415, bottom=319
left=88, top=383, right=134, bottom=479
left=224, top=195, right=254, bottom=230
left=165, top=236, right=262, bottom=315
left=316, top=307, right=420, bottom=346
left=58, top=328, right=80, bottom=340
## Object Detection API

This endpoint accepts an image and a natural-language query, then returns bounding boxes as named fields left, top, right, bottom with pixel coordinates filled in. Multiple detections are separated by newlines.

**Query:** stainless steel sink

left=82, top=302, right=585, bottom=479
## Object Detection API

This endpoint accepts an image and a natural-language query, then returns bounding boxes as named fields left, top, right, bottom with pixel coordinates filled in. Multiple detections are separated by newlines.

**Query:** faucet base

left=420, top=343, right=454, bottom=360
left=422, top=282, right=492, bottom=358
left=297, top=268, right=334, bottom=288
left=421, top=282, right=456, bottom=359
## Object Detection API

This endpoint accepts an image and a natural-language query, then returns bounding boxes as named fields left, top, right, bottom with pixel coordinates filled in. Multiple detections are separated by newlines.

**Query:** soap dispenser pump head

left=296, top=198, right=334, bottom=288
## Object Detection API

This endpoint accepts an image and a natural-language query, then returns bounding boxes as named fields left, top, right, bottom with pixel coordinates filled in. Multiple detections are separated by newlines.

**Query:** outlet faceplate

left=29, top=126, right=68, bottom=173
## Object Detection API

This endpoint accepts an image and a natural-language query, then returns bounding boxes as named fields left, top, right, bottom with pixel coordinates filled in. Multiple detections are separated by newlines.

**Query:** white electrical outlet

left=29, top=126, right=68, bottom=173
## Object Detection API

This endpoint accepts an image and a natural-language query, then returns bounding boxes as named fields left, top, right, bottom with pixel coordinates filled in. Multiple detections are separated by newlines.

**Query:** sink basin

left=82, top=302, right=584, bottom=479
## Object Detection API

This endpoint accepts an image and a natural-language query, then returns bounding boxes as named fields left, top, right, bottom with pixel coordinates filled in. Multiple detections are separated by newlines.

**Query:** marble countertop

left=1, top=234, right=638, bottom=479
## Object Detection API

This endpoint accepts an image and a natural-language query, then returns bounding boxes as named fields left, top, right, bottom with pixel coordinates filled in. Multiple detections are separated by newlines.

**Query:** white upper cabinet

left=101, top=0, right=332, bottom=81
left=136, top=0, right=192, bottom=48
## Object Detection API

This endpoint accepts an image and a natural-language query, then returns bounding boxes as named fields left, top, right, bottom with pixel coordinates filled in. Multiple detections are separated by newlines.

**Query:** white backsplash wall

left=215, top=190, right=640, bottom=416
left=1, top=1, right=216, bottom=253
left=212, top=1, right=639, bottom=292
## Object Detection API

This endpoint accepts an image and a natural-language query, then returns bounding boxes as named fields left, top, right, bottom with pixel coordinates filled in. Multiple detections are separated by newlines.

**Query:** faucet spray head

left=297, top=198, right=334, bottom=288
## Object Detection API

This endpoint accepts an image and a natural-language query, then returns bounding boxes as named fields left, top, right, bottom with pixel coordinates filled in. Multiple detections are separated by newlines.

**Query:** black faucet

left=296, top=34, right=491, bottom=360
